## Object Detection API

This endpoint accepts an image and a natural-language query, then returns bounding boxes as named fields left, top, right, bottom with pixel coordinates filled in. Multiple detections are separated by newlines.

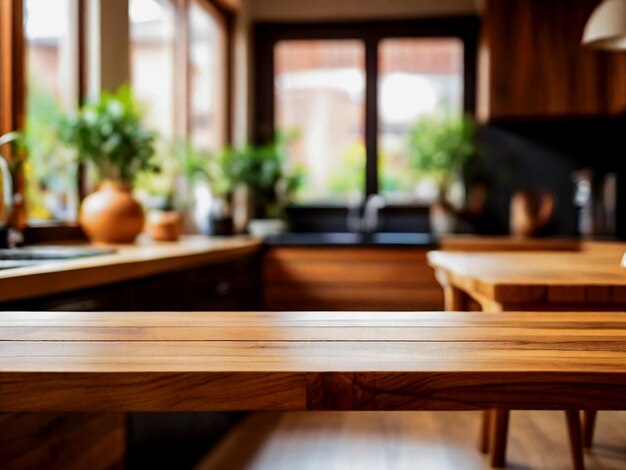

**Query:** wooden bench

left=2, top=310, right=626, bottom=469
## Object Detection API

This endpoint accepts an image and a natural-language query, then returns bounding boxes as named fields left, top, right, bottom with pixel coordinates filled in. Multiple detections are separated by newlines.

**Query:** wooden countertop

left=2, top=310, right=626, bottom=412
left=0, top=236, right=262, bottom=304
left=428, top=243, right=626, bottom=305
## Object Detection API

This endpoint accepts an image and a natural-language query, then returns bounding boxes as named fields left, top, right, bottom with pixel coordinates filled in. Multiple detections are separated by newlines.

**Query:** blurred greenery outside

left=25, top=80, right=78, bottom=221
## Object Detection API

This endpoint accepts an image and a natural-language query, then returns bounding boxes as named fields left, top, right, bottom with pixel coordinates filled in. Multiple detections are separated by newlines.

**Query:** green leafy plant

left=226, top=136, right=302, bottom=218
left=59, top=85, right=158, bottom=185
left=174, top=141, right=234, bottom=198
left=408, top=115, right=477, bottom=195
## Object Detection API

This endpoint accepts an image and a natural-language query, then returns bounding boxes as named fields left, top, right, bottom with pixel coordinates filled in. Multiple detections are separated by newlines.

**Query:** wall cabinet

left=480, top=0, right=626, bottom=119
left=263, top=247, right=443, bottom=311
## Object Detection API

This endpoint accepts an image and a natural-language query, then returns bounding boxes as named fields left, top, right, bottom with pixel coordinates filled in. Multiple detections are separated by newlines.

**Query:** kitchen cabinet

left=480, top=0, right=626, bottom=120
left=0, top=255, right=261, bottom=312
left=263, top=247, right=443, bottom=311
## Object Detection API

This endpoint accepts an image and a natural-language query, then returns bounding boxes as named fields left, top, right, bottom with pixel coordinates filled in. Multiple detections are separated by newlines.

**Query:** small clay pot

left=80, top=180, right=145, bottom=243
left=145, top=210, right=182, bottom=241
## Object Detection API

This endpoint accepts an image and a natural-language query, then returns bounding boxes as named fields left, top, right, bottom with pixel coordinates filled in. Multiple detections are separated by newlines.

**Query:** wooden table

left=3, top=310, right=626, bottom=412
left=428, top=245, right=626, bottom=469
left=428, top=246, right=626, bottom=313
left=2, top=310, right=626, bottom=469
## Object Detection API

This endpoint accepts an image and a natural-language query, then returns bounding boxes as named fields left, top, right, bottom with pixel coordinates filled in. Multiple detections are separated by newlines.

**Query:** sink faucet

left=362, top=194, right=385, bottom=232
left=347, top=194, right=385, bottom=233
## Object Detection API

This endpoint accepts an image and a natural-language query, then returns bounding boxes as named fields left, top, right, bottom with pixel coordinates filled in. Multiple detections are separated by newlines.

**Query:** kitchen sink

left=263, top=232, right=437, bottom=247
left=0, top=246, right=116, bottom=270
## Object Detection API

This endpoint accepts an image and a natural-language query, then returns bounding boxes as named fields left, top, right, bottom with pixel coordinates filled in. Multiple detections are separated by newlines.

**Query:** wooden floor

left=197, top=411, right=626, bottom=470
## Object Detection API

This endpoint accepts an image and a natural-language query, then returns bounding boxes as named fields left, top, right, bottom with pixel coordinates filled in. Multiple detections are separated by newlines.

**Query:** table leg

left=443, top=284, right=469, bottom=311
left=565, top=410, right=585, bottom=470
left=489, top=409, right=509, bottom=468
left=583, top=410, right=597, bottom=448
left=480, top=410, right=492, bottom=454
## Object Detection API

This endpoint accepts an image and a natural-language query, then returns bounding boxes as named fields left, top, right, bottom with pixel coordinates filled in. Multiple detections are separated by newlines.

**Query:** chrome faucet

left=347, top=194, right=385, bottom=233
left=362, top=194, right=385, bottom=232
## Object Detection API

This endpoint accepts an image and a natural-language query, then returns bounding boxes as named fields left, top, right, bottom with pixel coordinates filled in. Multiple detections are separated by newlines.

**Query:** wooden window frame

left=253, top=16, right=480, bottom=206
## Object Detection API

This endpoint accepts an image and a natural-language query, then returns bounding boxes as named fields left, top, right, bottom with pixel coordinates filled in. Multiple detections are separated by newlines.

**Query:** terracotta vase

left=80, top=181, right=145, bottom=243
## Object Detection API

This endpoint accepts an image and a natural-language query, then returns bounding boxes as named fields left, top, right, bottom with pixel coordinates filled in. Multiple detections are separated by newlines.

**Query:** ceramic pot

left=145, top=210, right=182, bottom=241
left=80, top=181, right=144, bottom=243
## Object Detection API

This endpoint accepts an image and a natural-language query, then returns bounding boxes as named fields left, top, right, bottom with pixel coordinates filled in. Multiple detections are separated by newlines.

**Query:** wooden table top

left=2, top=311, right=626, bottom=412
left=437, top=235, right=584, bottom=252
left=428, top=244, right=626, bottom=305
left=0, top=236, right=261, bottom=303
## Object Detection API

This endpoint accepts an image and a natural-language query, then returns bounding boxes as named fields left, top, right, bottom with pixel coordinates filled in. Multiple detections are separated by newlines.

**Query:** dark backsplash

left=481, top=114, right=626, bottom=237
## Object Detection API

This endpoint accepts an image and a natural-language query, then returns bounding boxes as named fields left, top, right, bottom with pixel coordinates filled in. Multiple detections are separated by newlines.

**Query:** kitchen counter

left=0, top=236, right=262, bottom=304
left=263, top=232, right=437, bottom=247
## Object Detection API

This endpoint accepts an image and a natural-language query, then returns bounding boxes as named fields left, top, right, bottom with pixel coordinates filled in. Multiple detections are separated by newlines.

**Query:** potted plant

left=408, top=115, right=477, bottom=235
left=134, top=143, right=183, bottom=241
left=60, top=86, right=158, bottom=243
left=227, top=137, right=302, bottom=237
left=175, top=141, right=236, bottom=236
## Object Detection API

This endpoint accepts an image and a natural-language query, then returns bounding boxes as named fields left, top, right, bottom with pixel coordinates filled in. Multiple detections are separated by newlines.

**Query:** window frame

left=253, top=16, right=479, bottom=207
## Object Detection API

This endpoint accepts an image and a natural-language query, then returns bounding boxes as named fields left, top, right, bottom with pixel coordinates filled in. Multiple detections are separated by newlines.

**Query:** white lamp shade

left=582, top=0, right=626, bottom=50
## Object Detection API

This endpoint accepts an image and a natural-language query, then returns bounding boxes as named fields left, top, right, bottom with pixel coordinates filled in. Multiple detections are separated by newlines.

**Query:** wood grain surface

left=263, top=248, right=443, bottom=311
left=0, top=413, right=125, bottom=470
left=428, top=243, right=626, bottom=308
left=0, top=236, right=261, bottom=303
left=438, top=236, right=583, bottom=252
left=2, top=311, right=626, bottom=412
left=481, top=0, right=626, bottom=119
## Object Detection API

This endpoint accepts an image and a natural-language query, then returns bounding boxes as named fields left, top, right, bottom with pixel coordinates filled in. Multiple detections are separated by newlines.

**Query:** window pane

left=24, top=0, right=78, bottom=222
left=130, top=0, right=176, bottom=138
left=189, top=0, right=226, bottom=152
left=378, top=38, right=464, bottom=203
left=275, top=40, right=365, bottom=204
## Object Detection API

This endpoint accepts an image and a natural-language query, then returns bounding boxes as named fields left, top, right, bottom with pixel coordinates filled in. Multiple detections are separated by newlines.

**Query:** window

left=379, top=38, right=464, bottom=203
left=275, top=40, right=365, bottom=203
left=129, top=0, right=228, bottom=148
left=2, top=0, right=231, bottom=236
left=130, top=0, right=176, bottom=139
left=128, top=0, right=229, bottom=215
left=255, top=19, right=477, bottom=208
left=24, top=0, right=80, bottom=221
left=188, top=0, right=227, bottom=152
